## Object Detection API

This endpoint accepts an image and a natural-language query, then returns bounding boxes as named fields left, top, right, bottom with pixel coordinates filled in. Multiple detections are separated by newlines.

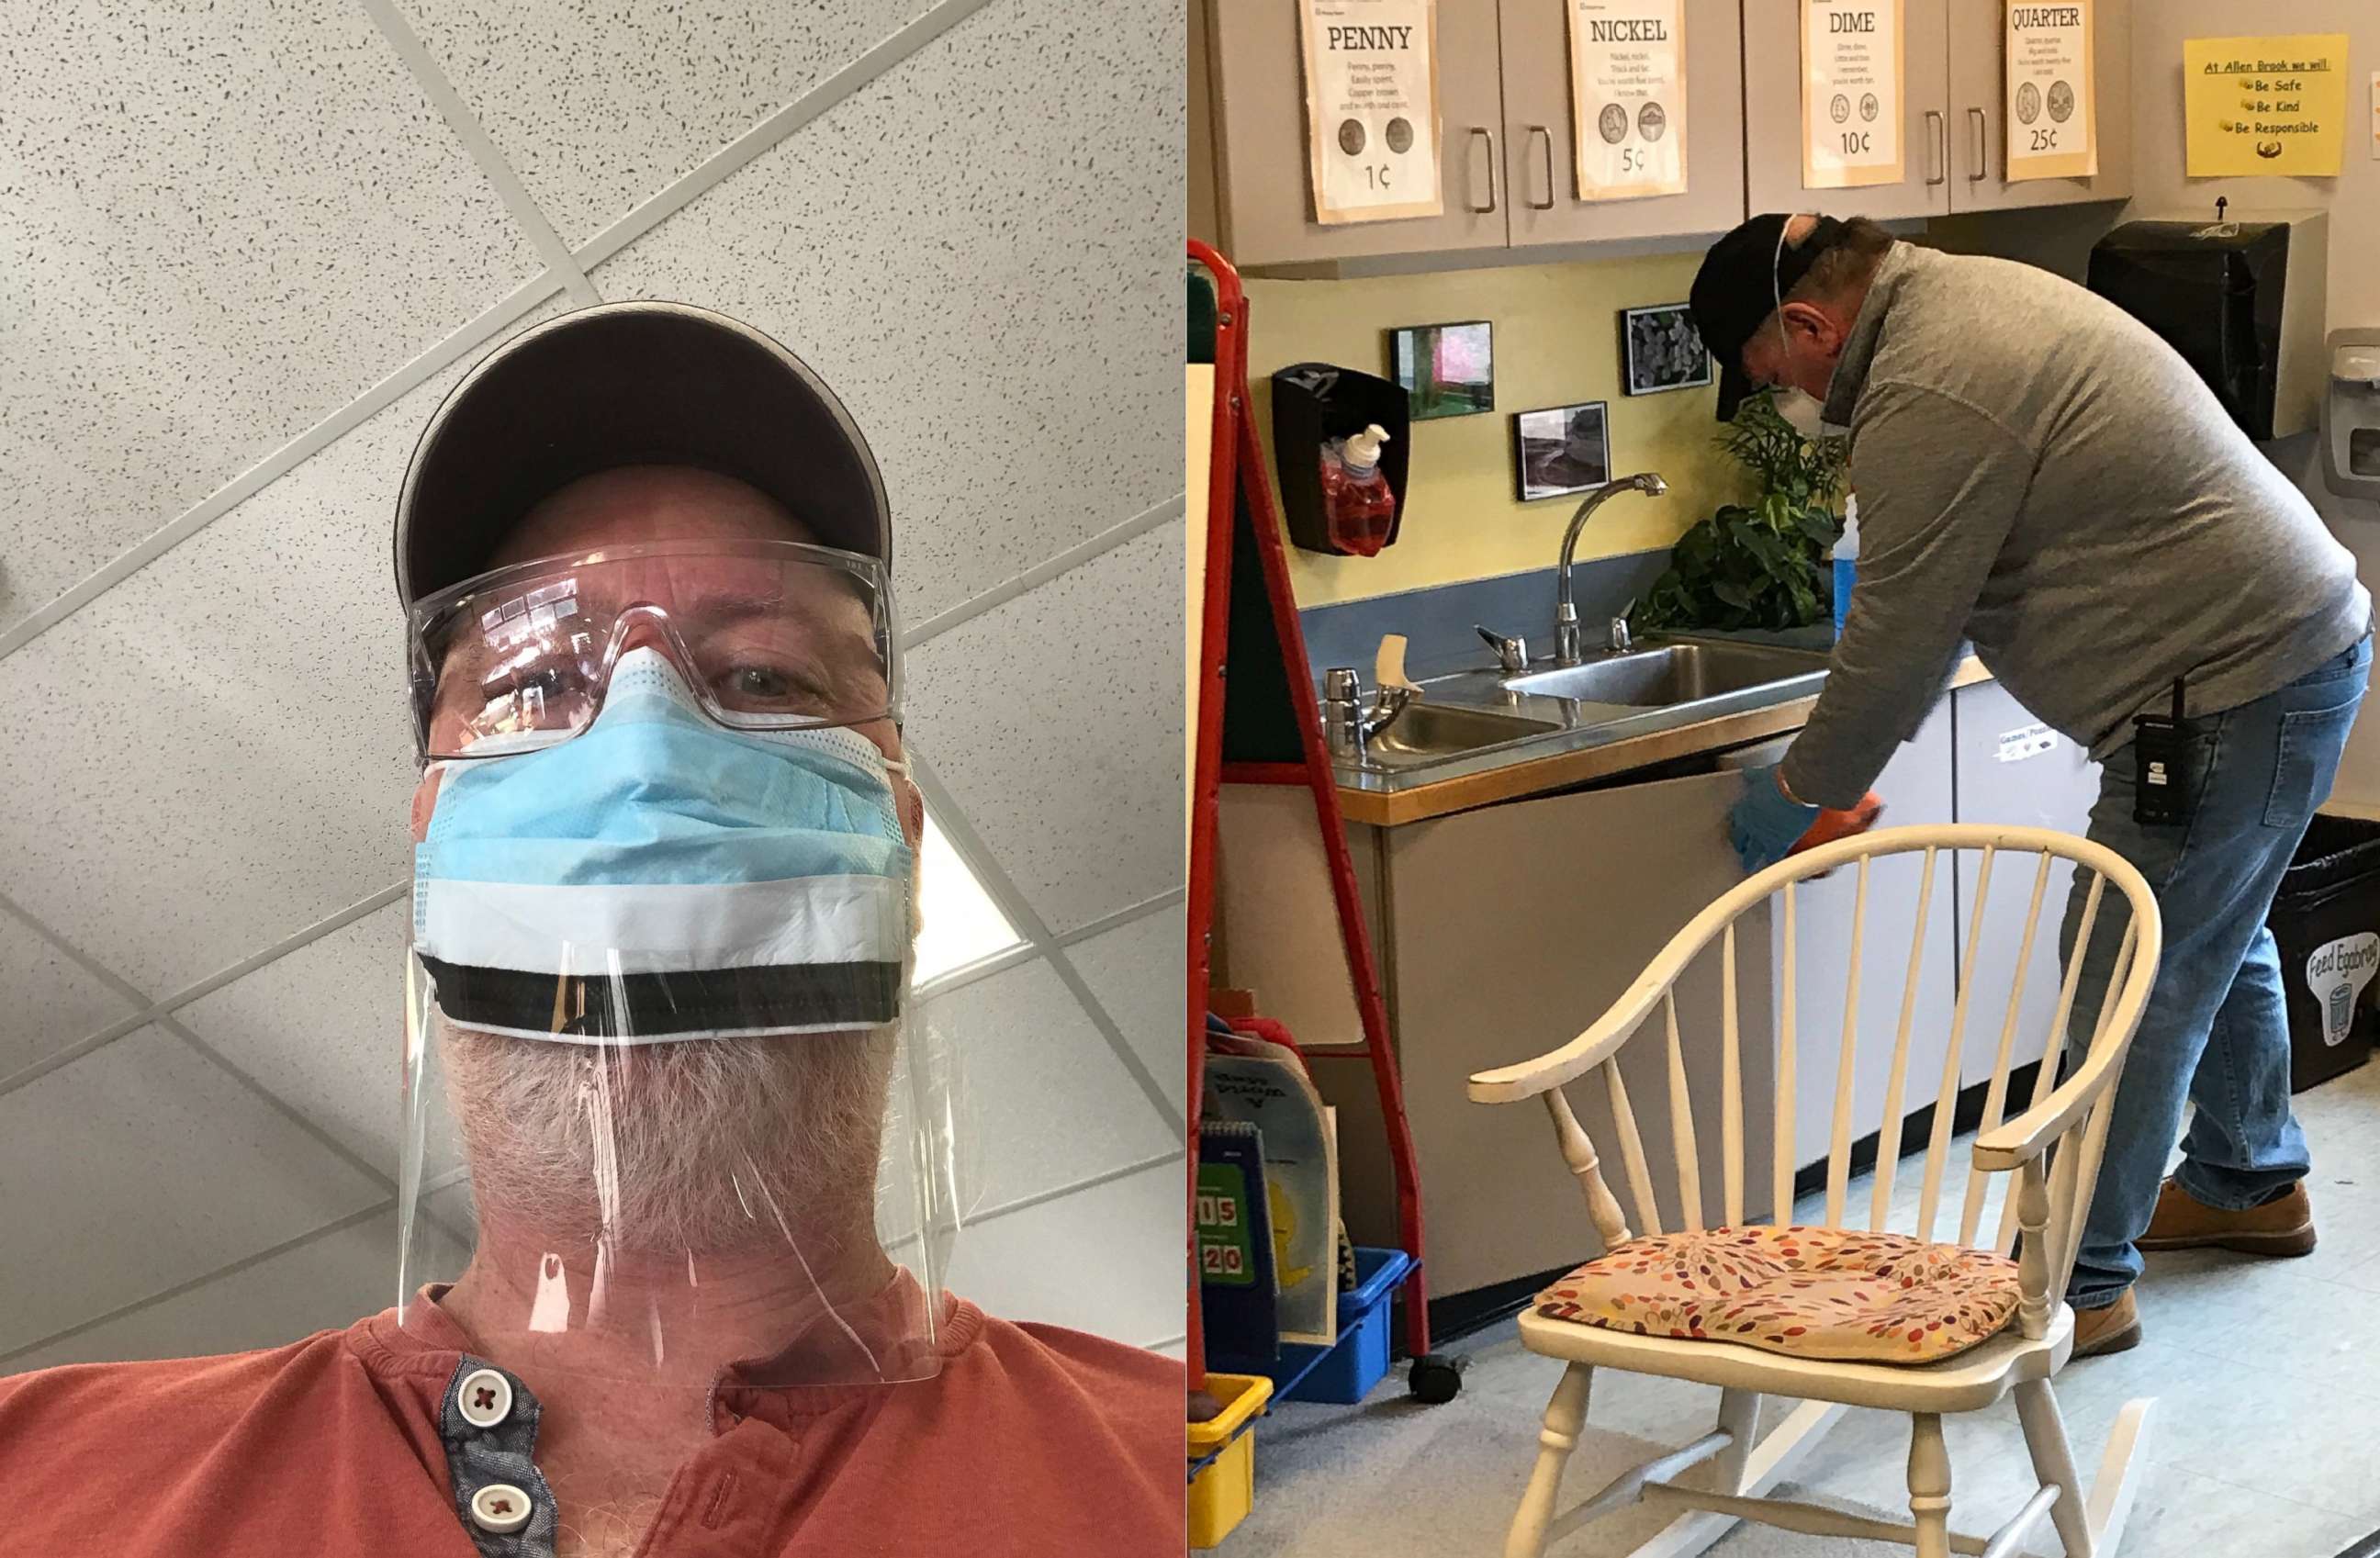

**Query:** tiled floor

left=1236, top=1058, right=2380, bottom=1557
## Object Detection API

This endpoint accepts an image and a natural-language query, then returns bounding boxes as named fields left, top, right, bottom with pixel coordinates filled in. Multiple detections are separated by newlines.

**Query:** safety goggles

left=406, top=539, right=900, bottom=760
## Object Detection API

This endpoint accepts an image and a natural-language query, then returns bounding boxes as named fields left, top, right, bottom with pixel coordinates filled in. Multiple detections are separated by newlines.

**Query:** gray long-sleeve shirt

left=1780, top=243, right=2371, bottom=811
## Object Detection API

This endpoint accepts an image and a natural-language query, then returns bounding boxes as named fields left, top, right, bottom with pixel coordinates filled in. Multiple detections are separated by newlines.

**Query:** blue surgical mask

left=413, top=647, right=914, bottom=1042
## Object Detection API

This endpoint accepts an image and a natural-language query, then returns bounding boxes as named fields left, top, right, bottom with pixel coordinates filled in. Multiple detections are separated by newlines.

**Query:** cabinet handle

left=1467, top=127, right=1499, bottom=213
left=1923, top=110, right=1946, bottom=185
left=1528, top=125, right=1556, bottom=209
left=1968, top=106, right=1988, bottom=182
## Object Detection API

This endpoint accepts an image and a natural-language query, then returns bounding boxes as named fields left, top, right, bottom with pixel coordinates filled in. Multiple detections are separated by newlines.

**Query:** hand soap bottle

left=1319, top=423, right=1396, bottom=557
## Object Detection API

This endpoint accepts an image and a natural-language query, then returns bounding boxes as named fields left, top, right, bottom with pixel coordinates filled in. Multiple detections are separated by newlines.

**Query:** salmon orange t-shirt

left=0, top=1294, right=1182, bottom=1555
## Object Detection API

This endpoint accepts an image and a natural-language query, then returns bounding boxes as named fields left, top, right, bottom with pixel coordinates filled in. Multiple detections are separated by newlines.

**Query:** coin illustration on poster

left=1299, top=0, right=1443, bottom=225
left=1802, top=0, right=1904, bottom=189
left=2004, top=2, right=2095, bottom=180
left=1567, top=0, right=1687, bottom=201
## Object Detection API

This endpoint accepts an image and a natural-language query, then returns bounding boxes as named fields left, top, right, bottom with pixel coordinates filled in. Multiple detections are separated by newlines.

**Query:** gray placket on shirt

left=439, top=1356, right=561, bottom=1558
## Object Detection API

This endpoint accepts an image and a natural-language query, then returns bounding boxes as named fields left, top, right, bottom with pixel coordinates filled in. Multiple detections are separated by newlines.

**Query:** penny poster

left=1567, top=0, right=1687, bottom=201
left=1800, top=0, right=1906, bottom=190
left=2004, top=2, right=2096, bottom=181
left=1299, top=0, right=1443, bottom=225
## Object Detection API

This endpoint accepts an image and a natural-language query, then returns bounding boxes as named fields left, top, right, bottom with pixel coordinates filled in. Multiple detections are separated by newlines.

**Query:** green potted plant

left=1633, top=393, right=1849, bottom=633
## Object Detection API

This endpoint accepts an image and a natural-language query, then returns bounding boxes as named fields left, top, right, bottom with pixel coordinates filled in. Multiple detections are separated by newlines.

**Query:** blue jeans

left=2065, top=635, right=2372, bottom=1310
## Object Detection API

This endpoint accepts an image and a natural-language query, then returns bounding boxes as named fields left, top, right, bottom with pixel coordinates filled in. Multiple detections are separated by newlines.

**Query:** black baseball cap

left=394, top=300, right=891, bottom=608
left=1690, top=213, right=1853, bottom=421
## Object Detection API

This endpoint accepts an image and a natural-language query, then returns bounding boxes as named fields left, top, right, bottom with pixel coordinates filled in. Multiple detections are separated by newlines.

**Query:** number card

left=1801, top=0, right=1905, bottom=190
left=2005, top=2, right=2096, bottom=180
left=1568, top=0, right=1688, bottom=200
left=1300, top=0, right=1444, bottom=224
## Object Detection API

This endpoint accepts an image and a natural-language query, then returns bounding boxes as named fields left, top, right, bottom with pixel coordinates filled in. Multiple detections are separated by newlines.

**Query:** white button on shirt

left=469, top=1483, right=533, bottom=1534
left=456, top=1368, right=513, bottom=1429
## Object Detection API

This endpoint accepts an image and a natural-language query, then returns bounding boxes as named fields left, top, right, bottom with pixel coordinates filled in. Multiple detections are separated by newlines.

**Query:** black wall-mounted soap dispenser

left=1270, top=363, right=1411, bottom=556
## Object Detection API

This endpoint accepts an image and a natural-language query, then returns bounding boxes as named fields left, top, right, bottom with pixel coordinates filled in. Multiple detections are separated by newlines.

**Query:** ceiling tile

left=174, top=901, right=465, bottom=1183
left=2, top=1206, right=466, bottom=1372
left=1064, top=905, right=1184, bottom=1113
left=0, top=1026, right=387, bottom=1356
left=0, top=300, right=565, bottom=996
left=589, top=0, right=1182, bottom=623
left=945, top=1156, right=1184, bottom=1348
left=395, top=0, right=941, bottom=249
left=0, top=906, right=140, bottom=1082
left=921, top=958, right=1175, bottom=1216
left=906, top=524, right=1184, bottom=935
left=0, top=0, right=546, bottom=633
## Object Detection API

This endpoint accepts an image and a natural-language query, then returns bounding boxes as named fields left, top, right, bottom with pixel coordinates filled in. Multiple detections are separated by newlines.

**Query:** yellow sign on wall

left=2184, top=34, right=2348, bottom=177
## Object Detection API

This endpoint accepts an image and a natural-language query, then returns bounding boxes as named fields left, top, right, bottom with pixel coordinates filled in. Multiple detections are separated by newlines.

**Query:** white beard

left=441, top=1024, right=896, bottom=1258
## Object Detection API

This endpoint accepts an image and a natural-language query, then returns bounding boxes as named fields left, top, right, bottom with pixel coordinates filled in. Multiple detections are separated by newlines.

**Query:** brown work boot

left=2138, top=1179, right=2316, bottom=1256
left=2070, top=1290, right=2141, bottom=1359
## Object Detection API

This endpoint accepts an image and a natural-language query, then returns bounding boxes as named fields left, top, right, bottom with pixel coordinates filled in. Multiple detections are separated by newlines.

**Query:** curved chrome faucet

left=1555, top=473, right=1667, bottom=666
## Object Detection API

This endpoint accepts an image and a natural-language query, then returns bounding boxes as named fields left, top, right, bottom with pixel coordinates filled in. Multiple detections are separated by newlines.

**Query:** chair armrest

left=1972, top=1044, right=2118, bottom=1171
left=1466, top=994, right=1651, bottom=1105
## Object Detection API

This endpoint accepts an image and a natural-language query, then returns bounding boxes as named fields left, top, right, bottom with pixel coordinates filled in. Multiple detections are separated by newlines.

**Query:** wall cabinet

left=1748, top=0, right=2130, bottom=222
left=1194, top=1, right=2129, bottom=274
left=1193, top=0, right=1510, bottom=266
left=1946, top=0, right=2131, bottom=211
left=1497, top=0, right=1747, bottom=249
left=1193, top=0, right=1748, bottom=269
left=1743, top=0, right=1954, bottom=222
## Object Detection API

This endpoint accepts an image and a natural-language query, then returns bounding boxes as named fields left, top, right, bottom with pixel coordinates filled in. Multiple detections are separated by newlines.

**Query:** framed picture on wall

left=1620, top=303, right=1713, bottom=396
left=1386, top=319, right=1494, bottom=420
left=1513, top=401, right=1611, bottom=502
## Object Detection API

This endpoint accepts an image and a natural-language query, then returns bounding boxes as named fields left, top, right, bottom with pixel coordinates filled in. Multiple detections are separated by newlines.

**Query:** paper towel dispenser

left=2322, top=329, right=2380, bottom=502
left=2085, top=211, right=2329, bottom=440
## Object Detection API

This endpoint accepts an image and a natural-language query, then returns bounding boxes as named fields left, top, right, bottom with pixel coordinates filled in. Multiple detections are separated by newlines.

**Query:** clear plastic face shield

left=397, top=539, right=963, bottom=1390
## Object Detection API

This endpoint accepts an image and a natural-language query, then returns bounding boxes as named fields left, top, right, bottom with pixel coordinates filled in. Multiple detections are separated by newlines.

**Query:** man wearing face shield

left=1687, top=213, right=2372, bottom=1361
left=0, top=302, right=1178, bottom=1555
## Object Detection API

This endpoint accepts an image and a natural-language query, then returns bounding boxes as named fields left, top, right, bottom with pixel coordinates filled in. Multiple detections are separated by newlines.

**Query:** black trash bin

left=2269, top=814, right=2380, bottom=1093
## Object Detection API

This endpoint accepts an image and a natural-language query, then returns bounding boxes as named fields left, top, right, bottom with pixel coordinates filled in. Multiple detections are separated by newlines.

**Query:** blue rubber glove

left=1728, top=764, right=1821, bottom=874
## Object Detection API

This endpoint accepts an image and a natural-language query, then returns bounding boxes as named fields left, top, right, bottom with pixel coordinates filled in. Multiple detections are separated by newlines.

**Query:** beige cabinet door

left=1376, top=768, right=1779, bottom=1297
left=1499, top=0, right=1747, bottom=248
left=1946, top=0, right=2129, bottom=211
left=1744, top=0, right=1952, bottom=221
left=1198, top=0, right=1511, bottom=267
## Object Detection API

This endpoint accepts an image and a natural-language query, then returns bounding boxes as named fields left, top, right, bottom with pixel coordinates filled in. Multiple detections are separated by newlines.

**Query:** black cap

left=1690, top=213, right=1851, bottom=421
left=394, top=300, right=891, bottom=608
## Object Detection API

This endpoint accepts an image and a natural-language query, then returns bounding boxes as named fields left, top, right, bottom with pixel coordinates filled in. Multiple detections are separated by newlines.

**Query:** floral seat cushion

left=1537, top=1225, right=2022, bottom=1364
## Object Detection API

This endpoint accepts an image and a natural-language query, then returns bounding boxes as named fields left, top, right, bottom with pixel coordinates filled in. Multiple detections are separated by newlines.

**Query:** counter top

left=1335, top=653, right=1993, bottom=828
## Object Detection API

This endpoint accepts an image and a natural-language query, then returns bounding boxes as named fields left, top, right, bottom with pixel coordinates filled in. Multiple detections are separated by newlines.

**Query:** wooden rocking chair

left=1469, top=824, right=2161, bottom=1558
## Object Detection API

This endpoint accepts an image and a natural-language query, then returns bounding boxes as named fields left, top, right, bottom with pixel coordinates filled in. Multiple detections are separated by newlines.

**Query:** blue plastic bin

left=1273, top=1247, right=1416, bottom=1404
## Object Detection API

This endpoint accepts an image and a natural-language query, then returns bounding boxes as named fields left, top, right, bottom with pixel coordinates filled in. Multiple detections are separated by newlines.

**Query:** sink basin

left=1359, top=702, right=1561, bottom=769
left=1501, top=642, right=1830, bottom=705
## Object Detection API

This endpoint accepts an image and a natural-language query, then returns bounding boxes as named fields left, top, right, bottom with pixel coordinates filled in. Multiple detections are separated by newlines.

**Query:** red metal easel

left=1186, top=240, right=1447, bottom=1396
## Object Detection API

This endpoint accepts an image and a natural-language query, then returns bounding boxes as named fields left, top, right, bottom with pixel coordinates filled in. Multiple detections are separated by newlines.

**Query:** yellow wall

left=1246, top=252, right=1750, bottom=607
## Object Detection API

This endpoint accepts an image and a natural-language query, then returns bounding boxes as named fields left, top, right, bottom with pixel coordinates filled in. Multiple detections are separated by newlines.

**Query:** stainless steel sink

left=1501, top=641, right=1830, bottom=705
left=1359, top=702, right=1561, bottom=769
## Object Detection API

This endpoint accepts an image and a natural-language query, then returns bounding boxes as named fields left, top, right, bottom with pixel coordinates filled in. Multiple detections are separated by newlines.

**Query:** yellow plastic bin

left=1187, top=1371, right=1274, bottom=1549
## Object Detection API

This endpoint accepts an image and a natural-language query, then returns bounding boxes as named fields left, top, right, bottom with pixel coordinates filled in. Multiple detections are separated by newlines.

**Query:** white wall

left=2127, top=2, right=2380, bottom=804
left=0, top=0, right=1185, bottom=1371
